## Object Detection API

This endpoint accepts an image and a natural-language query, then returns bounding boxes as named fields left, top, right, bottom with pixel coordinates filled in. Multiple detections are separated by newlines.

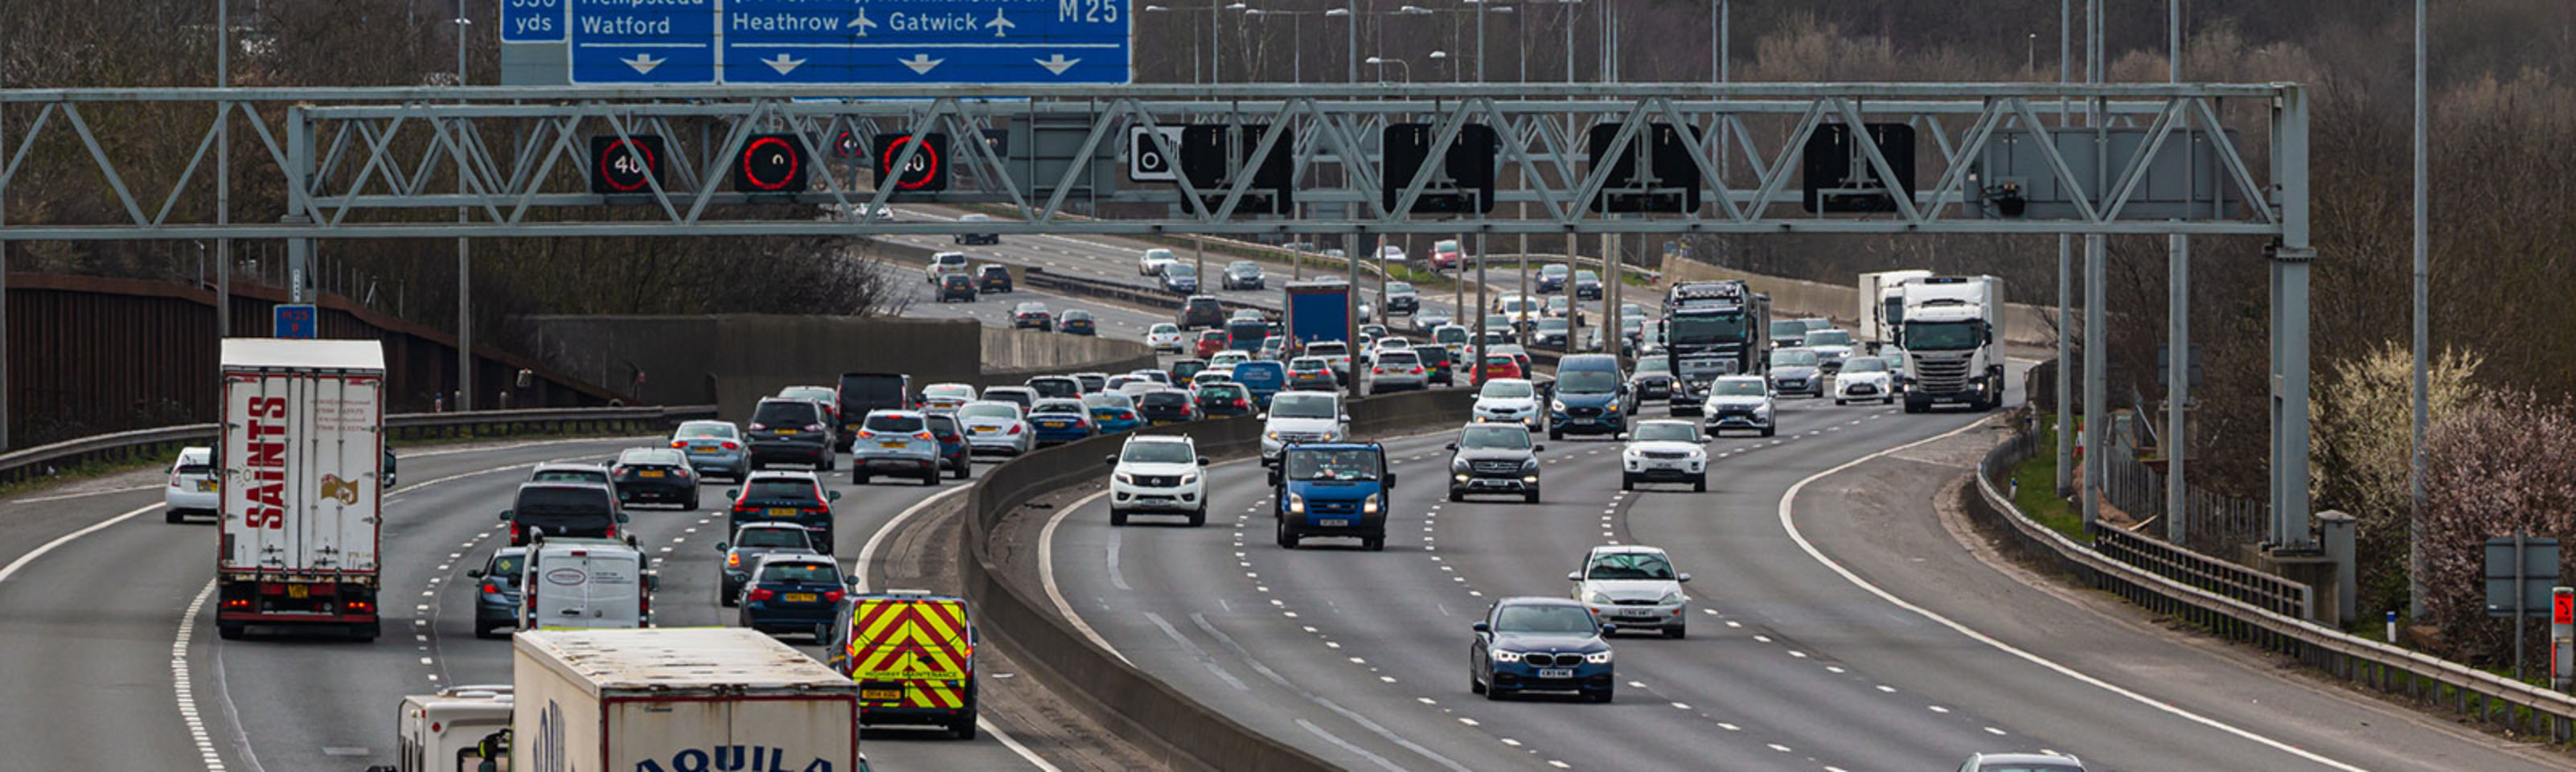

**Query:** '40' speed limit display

left=589, top=134, right=668, bottom=195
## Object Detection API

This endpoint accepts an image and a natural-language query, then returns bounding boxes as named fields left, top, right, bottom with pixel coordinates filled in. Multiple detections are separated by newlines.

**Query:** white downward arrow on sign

left=1034, top=54, right=1081, bottom=75
left=899, top=54, right=945, bottom=75
left=620, top=54, right=665, bottom=75
left=761, top=54, right=806, bottom=75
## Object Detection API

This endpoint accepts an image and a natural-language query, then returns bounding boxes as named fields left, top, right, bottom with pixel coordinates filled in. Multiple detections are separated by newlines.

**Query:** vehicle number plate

left=1536, top=667, right=1574, bottom=679
left=776, top=429, right=796, bottom=434
left=880, top=441, right=907, bottom=449
left=784, top=593, right=818, bottom=603
left=1040, top=421, right=1065, bottom=428
left=689, top=446, right=715, bottom=454
left=971, top=426, right=993, bottom=433
left=286, top=585, right=310, bottom=599
left=195, top=480, right=218, bottom=491
left=1319, top=519, right=1350, bottom=528
left=640, top=470, right=664, bottom=478
left=861, top=689, right=904, bottom=700
left=768, top=507, right=798, bottom=517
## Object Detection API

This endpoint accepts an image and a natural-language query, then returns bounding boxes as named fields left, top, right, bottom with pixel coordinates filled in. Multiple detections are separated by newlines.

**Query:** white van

left=518, top=537, right=654, bottom=630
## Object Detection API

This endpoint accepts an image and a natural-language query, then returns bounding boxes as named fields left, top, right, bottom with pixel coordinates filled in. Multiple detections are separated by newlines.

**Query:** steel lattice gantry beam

left=0, top=81, right=2320, bottom=547
left=0, top=82, right=2298, bottom=240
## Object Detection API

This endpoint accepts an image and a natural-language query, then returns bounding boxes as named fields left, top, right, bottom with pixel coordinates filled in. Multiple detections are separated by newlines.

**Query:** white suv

left=928, top=252, right=969, bottom=283
left=1106, top=435, right=1210, bottom=526
left=1138, top=248, right=1178, bottom=276
left=1569, top=544, right=1692, bottom=639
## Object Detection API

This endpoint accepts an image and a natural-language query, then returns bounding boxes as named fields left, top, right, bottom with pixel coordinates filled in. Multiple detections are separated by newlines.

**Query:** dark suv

left=1178, top=296, right=1225, bottom=331
left=727, top=472, right=843, bottom=555
left=976, top=265, right=1013, bottom=293
left=837, top=372, right=911, bottom=450
left=498, top=482, right=629, bottom=545
left=1446, top=423, right=1543, bottom=503
left=748, top=398, right=835, bottom=471
left=1135, top=389, right=1197, bottom=425
left=937, top=273, right=977, bottom=302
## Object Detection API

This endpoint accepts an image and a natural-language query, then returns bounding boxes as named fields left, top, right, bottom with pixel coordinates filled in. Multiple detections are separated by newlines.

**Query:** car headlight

left=1606, top=403, right=1621, bottom=413
left=1287, top=494, right=1305, bottom=513
left=1114, top=472, right=1134, bottom=485
left=1265, top=430, right=1281, bottom=441
left=1584, top=651, right=1614, bottom=664
left=1660, top=589, right=1686, bottom=605
left=1452, top=458, right=1472, bottom=472
left=1685, top=448, right=1705, bottom=460
left=1586, top=591, right=1613, bottom=605
left=1363, top=493, right=1381, bottom=515
left=1521, top=458, right=1540, bottom=471
left=1179, top=473, right=1199, bottom=486
left=1454, top=473, right=1471, bottom=482
left=1489, top=649, right=1523, bottom=663
left=1551, top=400, right=1568, bottom=412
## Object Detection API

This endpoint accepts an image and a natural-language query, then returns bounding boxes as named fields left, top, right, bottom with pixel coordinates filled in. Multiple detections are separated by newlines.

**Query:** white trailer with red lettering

left=216, top=339, right=387, bottom=641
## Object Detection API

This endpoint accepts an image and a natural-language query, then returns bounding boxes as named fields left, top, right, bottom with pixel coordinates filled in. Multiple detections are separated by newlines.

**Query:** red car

left=1430, top=238, right=1463, bottom=270
left=1194, top=330, right=1230, bottom=359
left=1480, top=355, right=1524, bottom=380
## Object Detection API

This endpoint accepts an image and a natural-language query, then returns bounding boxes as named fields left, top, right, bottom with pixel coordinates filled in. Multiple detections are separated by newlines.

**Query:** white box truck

left=512, top=628, right=864, bottom=772
left=216, top=339, right=387, bottom=641
left=1897, top=275, right=2006, bottom=413
left=1856, top=269, right=1932, bottom=354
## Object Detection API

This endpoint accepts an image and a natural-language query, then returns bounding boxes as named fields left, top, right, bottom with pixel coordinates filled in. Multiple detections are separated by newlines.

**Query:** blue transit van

left=1269, top=443, right=1393, bottom=551
left=1229, top=360, right=1287, bottom=408
left=1548, top=354, right=1632, bottom=440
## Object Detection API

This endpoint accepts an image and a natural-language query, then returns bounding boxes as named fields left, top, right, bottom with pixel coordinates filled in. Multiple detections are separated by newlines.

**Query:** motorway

left=1044, top=370, right=2569, bottom=771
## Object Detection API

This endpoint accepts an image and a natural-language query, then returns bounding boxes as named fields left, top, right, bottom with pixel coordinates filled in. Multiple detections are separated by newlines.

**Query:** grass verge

left=2006, top=415, right=2091, bottom=543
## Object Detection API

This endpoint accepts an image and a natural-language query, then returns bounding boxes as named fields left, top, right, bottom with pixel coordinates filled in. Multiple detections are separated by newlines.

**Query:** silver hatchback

left=954, top=400, right=1035, bottom=456
left=850, top=410, right=941, bottom=486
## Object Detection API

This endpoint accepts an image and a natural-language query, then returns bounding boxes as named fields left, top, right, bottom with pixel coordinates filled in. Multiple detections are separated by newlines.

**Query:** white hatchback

left=1146, top=323, right=1187, bottom=354
left=163, top=446, right=221, bottom=523
left=1569, top=545, right=1692, bottom=638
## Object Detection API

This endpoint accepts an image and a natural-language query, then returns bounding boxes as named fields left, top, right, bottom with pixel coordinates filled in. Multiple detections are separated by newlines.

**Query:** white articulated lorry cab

left=1898, top=275, right=2006, bottom=413
left=217, top=338, right=387, bottom=641
left=1856, top=269, right=1933, bottom=353
left=512, top=628, right=865, bottom=772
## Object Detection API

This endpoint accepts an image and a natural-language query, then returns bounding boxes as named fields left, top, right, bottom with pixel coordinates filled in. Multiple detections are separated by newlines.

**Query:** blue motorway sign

left=571, top=0, right=719, bottom=84
left=501, top=0, right=568, bottom=43
left=273, top=304, right=318, bottom=339
left=567, top=0, right=1130, bottom=85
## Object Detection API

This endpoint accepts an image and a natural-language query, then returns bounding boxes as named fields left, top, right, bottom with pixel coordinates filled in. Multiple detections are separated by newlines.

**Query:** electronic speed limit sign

left=731, top=133, right=809, bottom=194
left=873, top=133, right=949, bottom=193
left=1128, top=125, right=1182, bottom=182
left=588, top=134, right=667, bottom=195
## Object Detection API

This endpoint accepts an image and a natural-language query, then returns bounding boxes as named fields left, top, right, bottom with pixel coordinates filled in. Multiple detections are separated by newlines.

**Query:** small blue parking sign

left=274, top=304, right=318, bottom=339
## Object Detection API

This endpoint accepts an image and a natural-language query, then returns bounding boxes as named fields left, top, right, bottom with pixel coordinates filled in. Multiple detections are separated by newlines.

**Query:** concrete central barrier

left=960, top=388, right=1476, bottom=772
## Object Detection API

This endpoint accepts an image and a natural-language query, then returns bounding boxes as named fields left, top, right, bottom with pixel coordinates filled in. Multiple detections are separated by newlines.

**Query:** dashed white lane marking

left=172, top=579, right=228, bottom=772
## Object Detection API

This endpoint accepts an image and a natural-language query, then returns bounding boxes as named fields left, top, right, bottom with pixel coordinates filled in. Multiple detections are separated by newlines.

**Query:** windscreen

left=1031, top=400, right=1085, bottom=415
left=1842, top=358, right=1889, bottom=373
left=1122, top=441, right=1197, bottom=464
left=1140, top=392, right=1190, bottom=409
left=925, top=414, right=962, bottom=437
left=1540, top=265, right=1568, bottom=276
left=1290, top=358, right=1327, bottom=371
left=1306, top=343, right=1347, bottom=357
left=1167, top=264, right=1196, bottom=277
left=1435, top=327, right=1468, bottom=344
left=676, top=421, right=739, bottom=438
left=960, top=404, right=1020, bottom=421
left=1480, top=380, right=1533, bottom=399
left=780, top=387, right=835, bottom=403
left=1633, top=422, right=1697, bottom=442
left=1459, top=425, right=1531, bottom=450
left=1286, top=449, right=1381, bottom=481
left=840, top=376, right=904, bottom=406
left=753, top=401, right=818, bottom=425
left=1495, top=605, right=1595, bottom=634
left=1062, top=310, right=1092, bottom=322
left=1151, top=323, right=1179, bottom=334
left=1557, top=370, right=1621, bottom=393
left=1671, top=312, right=1745, bottom=346
left=1770, top=320, right=1807, bottom=338
left=1199, top=384, right=1247, bottom=400
left=1084, top=394, right=1133, bottom=410
left=1711, top=380, right=1766, bottom=396
left=1904, top=320, right=1983, bottom=351
left=744, top=479, right=821, bottom=503
left=1537, top=319, right=1569, bottom=332
left=1585, top=552, right=1676, bottom=580
left=1774, top=350, right=1820, bottom=367
left=863, top=413, right=925, bottom=433
left=531, top=470, right=608, bottom=484
left=1270, top=392, right=1337, bottom=418
left=1029, top=378, right=1077, bottom=398
left=617, top=449, right=683, bottom=466
left=1807, top=331, right=1852, bottom=347
left=516, top=487, right=612, bottom=515
left=924, top=384, right=974, bottom=400
left=733, top=528, right=810, bottom=549
left=1379, top=351, right=1419, bottom=367
left=487, top=553, right=526, bottom=578
left=1386, top=282, right=1413, bottom=294
left=757, top=562, right=840, bottom=585
left=1635, top=358, right=1670, bottom=375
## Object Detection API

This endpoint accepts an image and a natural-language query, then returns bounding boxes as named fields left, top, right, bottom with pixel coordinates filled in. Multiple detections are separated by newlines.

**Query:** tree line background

left=6, top=1, right=2575, bottom=659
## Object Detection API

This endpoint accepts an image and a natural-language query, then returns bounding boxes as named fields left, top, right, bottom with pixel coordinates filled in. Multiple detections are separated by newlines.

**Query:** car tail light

left=1372, top=367, right=1385, bottom=374
left=348, top=599, right=375, bottom=614
left=1007, top=424, right=1023, bottom=435
left=604, top=524, right=618, bottom=539
left=913, top=431, right=934, bottom=441
left=855, top=430, right=876, bottom=441
left=509, top=523, right=522, bottom=542
left=805, top=424, right=825, bottom=431
left=721, top=441, right=740, bottom=450
left=222, top=597, right=252, bottom=610
left=1411, top=367, right=1424, bottom=375
left=672, top=466, right=691, bottom=477
left=748, top=589, right=776, bottom=602
left=169, top=473, right=183, bottom=487
left=748, top=422, right=767, bottom=430
left=824, top=589, right=846, bottom=603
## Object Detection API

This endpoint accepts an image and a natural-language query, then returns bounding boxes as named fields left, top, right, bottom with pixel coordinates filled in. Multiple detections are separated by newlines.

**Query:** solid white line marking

left=0, top=502, right=162, bottom=584
left=1777, top=418, right=2370, bottom=772
left=10, top=482, right=158, bottom=503
left=978, top=717, right=1065, bottom=772
left=1040, top=488, right=1132, bottom=667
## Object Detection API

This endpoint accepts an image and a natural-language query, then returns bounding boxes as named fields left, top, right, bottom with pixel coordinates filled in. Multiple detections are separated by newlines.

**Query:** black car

left=837, top=372, right=912, bottom=451
left=1135, top=389, right=1197, bottom=425
left=1013, top=302, right=1054, bottom=331
left=1059, top=309, right=1097, bottom=336
left=1221, top=260, right=1266, bottom=290
left=1178, top=295, right=1225, bottom=331
left=747, top=398, right=835, bottom=470
left=1026, top=376, right=1081, bottom=400
left=611, top=447, right=700, bottom=509
left=976, top=264, right=1013, bottom=293
left=1194, top=382, right=1255, bottom=417
left=715, top=523, right=819, bottom=607
left=727, top=473, right=843, bottom=555
left=1446, top=424, right=1543, bottom=503
left=466, top=547, right=527, bottom=638
left=1168, top=359, right=1207, bottom=386
left=925, top=413, right=974, bottom=480
left=736, top=554, right=847, bottom=638
left=937, top=273, right=977, bottom=302
left=1417, top=345, right=1456, bottom=387
left=499, top=482, right=629, bottom=545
